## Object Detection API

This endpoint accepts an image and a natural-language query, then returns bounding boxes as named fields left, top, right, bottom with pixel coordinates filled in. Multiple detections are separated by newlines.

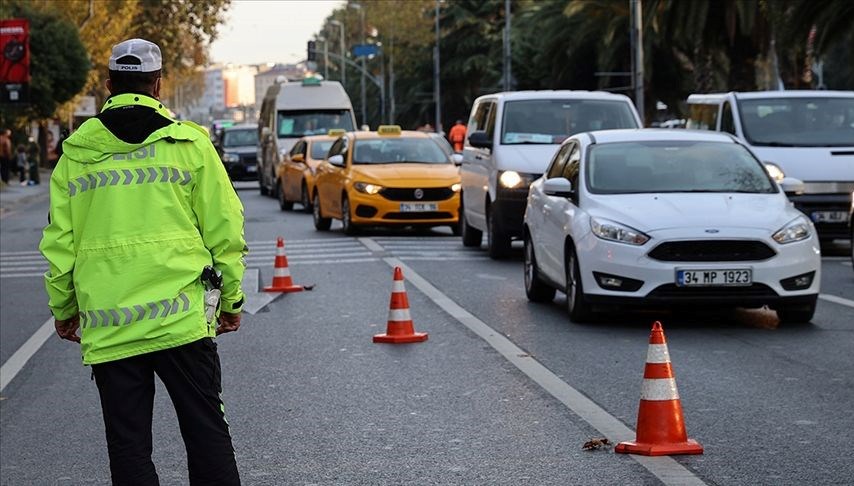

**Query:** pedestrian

left=0, top=128, right=12, bottom=183
left=15, top=144, right=28, bottom=185
left=448, top=119, right=467, bottom=153
left=39, top=38, right=246, bottom=485
left=26, top=136, right=40, bottom=185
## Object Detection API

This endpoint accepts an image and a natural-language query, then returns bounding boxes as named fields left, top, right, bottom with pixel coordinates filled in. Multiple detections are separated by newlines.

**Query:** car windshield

left=502, top=99, right=638, bottom=145
left=352, top=138, right=451, bottom=164
left=310, top=141, right=334, bottom=160
left=277, top=110, right=355, bottom=137
left=221, top=129, right=258, bottom=148
left=738, top=97, right=854, bottom=147
left=586, top=141, right=777, bottom=194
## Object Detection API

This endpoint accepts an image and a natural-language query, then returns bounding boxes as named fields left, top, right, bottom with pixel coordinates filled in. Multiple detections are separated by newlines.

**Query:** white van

left=459, top=90, right=642, bottom=258
left=257, top=78, right=357, bottom=196
left=686, top=91, right=854, bottom=242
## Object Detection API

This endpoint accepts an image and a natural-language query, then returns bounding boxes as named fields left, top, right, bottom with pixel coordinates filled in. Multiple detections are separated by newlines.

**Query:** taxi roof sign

left=377, top=125, right=402, bottom=136
left=302, top=77, right=322, bottom=86
left=327, top=129, right=346, bottom=136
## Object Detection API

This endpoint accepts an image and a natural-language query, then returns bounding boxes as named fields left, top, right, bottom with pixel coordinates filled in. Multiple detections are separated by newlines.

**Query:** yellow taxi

left=276, top=130, right=344, bottom=212
left=312, top=126, right=462, bottom=235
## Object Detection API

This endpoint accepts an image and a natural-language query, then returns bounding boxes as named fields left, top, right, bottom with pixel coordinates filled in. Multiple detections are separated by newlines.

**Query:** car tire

left=775, top=300, right=817, bottom=324
left=450, top=224, right=461, bottom=236
left=460, top=196, right=482, bottom=247
left=301, top=182, right=312, bottom=213
left=313, top=193, right=331, bottom=231
left=487, top=204, right=512, bottom=259
left=278, top=180, right=293, bottom=211
left=341, top=194, right=359, bottom=235
left=565, top=244, right=594, bottom=322
left=524, top=232, right=556, bottom=303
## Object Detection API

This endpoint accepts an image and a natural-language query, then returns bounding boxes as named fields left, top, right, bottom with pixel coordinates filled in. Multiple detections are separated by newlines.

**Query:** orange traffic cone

left=263, top=237, right=304, bottom=293
left=373, top=267, right=428, bottom=344
left=615, top=321, right=703, bottom=456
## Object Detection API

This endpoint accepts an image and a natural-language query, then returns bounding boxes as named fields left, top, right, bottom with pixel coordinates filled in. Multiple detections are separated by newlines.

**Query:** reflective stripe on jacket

left=40, top=94, right=247, bottom=365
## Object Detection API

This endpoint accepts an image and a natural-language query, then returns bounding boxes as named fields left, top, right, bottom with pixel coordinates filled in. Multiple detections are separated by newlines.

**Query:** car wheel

left=341, top=194, right=359, bottom=235
left=278, top=180, right=293, bottom=211
left=301, top=182, right=312, bottom=213
left=524, top=232, right=556, bottom=303
left=775, top=300, right=817, bottom=324
left=460, top=196, right=483, bottom=247
left=487, top=204, right=511, bottom=259
left=313, top=193, right=331, bottom=231
left=565, top=244, right=594, bottom=322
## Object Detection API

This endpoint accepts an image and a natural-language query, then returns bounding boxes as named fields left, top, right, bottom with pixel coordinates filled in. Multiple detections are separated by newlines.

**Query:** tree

left=0, top=3, right=89, bottom=164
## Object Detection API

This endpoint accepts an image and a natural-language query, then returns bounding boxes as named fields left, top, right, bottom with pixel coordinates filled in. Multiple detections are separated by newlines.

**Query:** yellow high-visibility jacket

left=40, top=94, right=246, bottom=365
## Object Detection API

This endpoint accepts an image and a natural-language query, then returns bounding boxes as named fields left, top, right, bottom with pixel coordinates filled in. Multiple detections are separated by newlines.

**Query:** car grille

left=380, top=187, right=454, bottom=201
left=648, top=283, right=778, bottom=299
left=240, top=154, right=257, bottom=165
left=647, top=240, right=775, bottom=262
left=382, top=211, right=454, bottom=220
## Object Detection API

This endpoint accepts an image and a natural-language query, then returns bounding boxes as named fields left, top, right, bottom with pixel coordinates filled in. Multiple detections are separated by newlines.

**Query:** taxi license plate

left=676, top=269, right=752, bottom=287
left=811, top=211, right=847, bottom=223
left=400, top=203, right=438, bottom=212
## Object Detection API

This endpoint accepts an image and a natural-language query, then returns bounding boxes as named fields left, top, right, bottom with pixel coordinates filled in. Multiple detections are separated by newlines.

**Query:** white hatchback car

left=523, top=129, right=821, bottom=324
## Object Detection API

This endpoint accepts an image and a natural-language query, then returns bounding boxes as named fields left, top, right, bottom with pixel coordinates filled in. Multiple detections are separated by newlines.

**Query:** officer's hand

left=216, top=311, right=241, bottom=335
left=55, top=315, right=81, bottom=343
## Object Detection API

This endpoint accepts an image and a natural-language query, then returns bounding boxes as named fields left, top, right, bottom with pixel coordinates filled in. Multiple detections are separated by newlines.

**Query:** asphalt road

left=1, top=180, right=852, bottom=485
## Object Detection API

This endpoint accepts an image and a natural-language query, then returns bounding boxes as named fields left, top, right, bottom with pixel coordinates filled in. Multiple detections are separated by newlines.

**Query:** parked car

left=523, top=129, right=821, bottom=324
left=686, top=91, right=854, bottom=243
left=459, top=90, right=642, bottom=259
left=276, top=131, right=344, bottom=212
left=312, top=126, right=461, bottom=235
left=218, top=124, right=259, bottom=181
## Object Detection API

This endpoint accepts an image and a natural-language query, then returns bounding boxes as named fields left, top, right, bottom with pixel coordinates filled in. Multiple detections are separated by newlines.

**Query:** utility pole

left=389, top=34, right=395, bottom=124
left=630, top=0, right=644, bottom=125
left=329, top=20, right=346, bottom=86
left=434, top=0, right=442, bottom=133
left=503, top=0, right=511, bottom=91
left=323, top=38, right=329, bottom=80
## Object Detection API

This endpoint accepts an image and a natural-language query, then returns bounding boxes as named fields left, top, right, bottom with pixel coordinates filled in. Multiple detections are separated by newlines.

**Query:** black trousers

left=92, top=338, right=241, bottom=486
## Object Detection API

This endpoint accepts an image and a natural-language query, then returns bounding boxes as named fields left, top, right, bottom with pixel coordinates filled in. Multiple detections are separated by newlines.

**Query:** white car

left=523, top=129, right=821, bottom=324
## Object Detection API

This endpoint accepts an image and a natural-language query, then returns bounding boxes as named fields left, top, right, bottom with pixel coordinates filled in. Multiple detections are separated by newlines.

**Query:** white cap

left=108, top=38, right=162, bottom=73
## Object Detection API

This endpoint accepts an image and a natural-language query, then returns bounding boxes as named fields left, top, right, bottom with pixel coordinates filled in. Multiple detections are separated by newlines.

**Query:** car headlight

left=590, top=217, right=650, bottom=245
left=451, top=183, right=461, bottom=192
left=772, top=216, right=811, bottom=244
left=354, top=181, right=383, bottom=194
left=499, top=170, right=523, bottom=188
left=764, top=162, right=785, bottom=182
left=222, top=153, right=240, bottom=163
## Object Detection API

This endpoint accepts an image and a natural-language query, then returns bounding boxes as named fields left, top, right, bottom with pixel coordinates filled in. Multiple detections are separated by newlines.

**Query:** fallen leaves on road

left=582, top=437, right=611, bottom=450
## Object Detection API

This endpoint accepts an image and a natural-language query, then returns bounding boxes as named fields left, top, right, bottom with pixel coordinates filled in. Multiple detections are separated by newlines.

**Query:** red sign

left=1, top=18, right=30, bottom=84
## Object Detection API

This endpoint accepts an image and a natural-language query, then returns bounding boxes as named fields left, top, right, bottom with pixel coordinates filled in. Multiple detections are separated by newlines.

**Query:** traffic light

left=307, top=40, right=316, bottom=62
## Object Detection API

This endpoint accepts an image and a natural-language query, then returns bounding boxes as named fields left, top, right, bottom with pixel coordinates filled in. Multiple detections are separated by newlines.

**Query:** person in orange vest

left=448, top=119, right=466, bottom=153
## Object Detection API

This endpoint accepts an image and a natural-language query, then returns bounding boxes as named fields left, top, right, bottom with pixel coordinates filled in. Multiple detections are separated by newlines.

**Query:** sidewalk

left=0, top=168, right=52, bottom=217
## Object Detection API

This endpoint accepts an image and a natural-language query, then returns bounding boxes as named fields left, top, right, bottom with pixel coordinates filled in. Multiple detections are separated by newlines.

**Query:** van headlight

left=764, top=162, right=785, bottom=181
left=222, top=153, right=240, bottom=163
left=590, top=217, right=650, bottom=245
left=772, top=216, right=811, bottom=244
left=354, top=181, right=383, bottom=194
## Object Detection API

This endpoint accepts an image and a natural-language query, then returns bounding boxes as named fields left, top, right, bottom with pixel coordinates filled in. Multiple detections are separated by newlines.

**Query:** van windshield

left=586, top=141, right=776, bottom=194
left=502, top=99, right=638, bottom=145
left=738, top=97, right=854, bottom=147
left=277, top=110, right=355, bottom=137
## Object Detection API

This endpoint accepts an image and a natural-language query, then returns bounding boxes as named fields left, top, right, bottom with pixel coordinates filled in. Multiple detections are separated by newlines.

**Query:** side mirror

left=779, top=177, right=804, bottom=196
left=468, top=131, right=492, bottom=150
left=328, top=154, right=345, bottom=167
left=543, top=177, right=573, bottom=197
left=452, top=153, right=463, bottom=166
left=292, top=154, right=305, bottom=163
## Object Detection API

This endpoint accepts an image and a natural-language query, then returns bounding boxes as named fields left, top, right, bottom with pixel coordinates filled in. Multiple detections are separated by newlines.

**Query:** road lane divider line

left=376, top=252, right=707, bottom=486
left=1, top=317, right=54, bottom=393
left=0, top=272, right=46, bottom=278
left=819, top=294, right=854, bottom=309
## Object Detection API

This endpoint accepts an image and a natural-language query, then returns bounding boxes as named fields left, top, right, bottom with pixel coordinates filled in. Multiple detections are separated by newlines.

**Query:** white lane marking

left=245, top=252, right=373, bottom=262
left=1, top=317, right=55, bottom=392
left=399, top=256, right=490, bottom=261
left=245, top=238, right=360, bottom=246
left=0, top=265, right=46, bottom=271
left=0, top=258, right=46, bottom=264
left=819, top=294, right=854, bottom=309
left=0, top=272, right=45, bottom=279
left=375, top=253, right=705, bottom=486
left=247, top=248, right=368, bottom=256
left=358, top=237, right=386, bottom=253
left=248, top=257, right=378, bottom=266
left=0, top=251, right=42, bottom=257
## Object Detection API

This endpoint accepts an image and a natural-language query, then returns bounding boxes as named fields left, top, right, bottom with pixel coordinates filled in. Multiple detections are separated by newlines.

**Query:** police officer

left=40, top=38, right=245, bottom=485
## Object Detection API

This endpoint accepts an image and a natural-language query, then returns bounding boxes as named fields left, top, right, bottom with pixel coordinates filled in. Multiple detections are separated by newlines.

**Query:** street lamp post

left=434, top=0, right=442, bottom=134
left=329, top=20, right=346, bottom=86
